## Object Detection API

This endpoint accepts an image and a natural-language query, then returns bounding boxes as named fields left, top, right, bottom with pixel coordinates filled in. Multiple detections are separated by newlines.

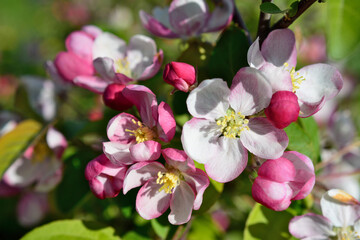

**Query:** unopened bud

left=265, top=91, right=300, bottom=129
left=163, top=62, right=196, bottom=92
left=102, top=83, right=133, bottom=111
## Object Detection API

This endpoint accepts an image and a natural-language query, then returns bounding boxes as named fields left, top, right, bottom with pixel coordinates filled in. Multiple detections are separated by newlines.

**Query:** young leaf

left=288, top=1, right=299, bottom=18
left=0, top=119, right=42, bottom=178
left=21, top=219, right=120, bottom=240
left=260, top=2, right=287, bottom=14
left=243, top=204, right=294, bottom=240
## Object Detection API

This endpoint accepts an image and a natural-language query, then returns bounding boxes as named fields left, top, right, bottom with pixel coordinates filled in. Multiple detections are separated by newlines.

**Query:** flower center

left=126, top=119, right=156, bottom=143
left=114, top=57, right=132, bottom=78
left=156, top=170, right=181, bottom=194
left=284, top=62, right=305, bottom=92
left=32, top=142, right=51, bottom=164
left=216, top=110, right=249, bottom=138
left=333, top=227, right=360, bottom=240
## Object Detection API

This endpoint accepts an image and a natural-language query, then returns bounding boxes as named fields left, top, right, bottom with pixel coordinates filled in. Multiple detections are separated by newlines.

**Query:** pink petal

left=162, top=148, right=196, bottom=173
left=54, top=52, right=94, bottom=82
left=289, top=213, right=334, bottom=239
left=186, top=78, right=230, bottom=120
left=181, top=118, right=222, bottom=164
left=65, top=30, right=94, bottom=62
left=34, top=161, right=63, bottom=192
left=106, top=112, right=138, bottom=143
left=139, top=10, right=179, bottom=38
left=103, top=141, right=134, bottom=165
left=82, top=25, right=103, bottom=39
left=123, top=161, right=166, bottom=194
left=229, top=67, right=272, bottom=116
left=168, top=182, right=195, bottom=225
left=102, top=83, right=134, bottom=111
left=73, top=75, right=108, bottom=94
left=252, top=177, right=293, bottom=211
left=261, top=29, right=297, bottom=67
left=17, top=192, right=48, bottom=227
left=240, top=117, right=288, bottom=159
left=136, top=180, right=171, bottom=220
left=122, top=85, right=158, bottom=128
left=157, top=102, right=176, bottom=142
left=298, top=97, right=325, bottom=118
left=183, top=168, right=209, bottom=210
left=258, top=158, right=296, bottom=183
left=129, top=140, right=162, bottom=162
left=205, top=137, right=248, bottom=183
left=0, top=180, right=20, bottom=197
left=138, top=49, right=164, bottom=81
left=203, top=0, right=233, bottom=32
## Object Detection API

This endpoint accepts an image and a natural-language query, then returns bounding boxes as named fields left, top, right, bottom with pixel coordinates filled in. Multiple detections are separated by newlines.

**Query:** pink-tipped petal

left=103, top=141, right=134, bottom=165
left=162, top=148, right=196, bottom=173
left=138, top=50, right=164, bottom=81
left=181, top=118, right=222, bottom=164
left=73, top=75, right=108, bottom=94
left=205, top=137, right=248, bottom=183
left=229, top=67, right=272, bottom=116
left=240, top=117, right=288, bottom=159
left=183, top=169, right=209, bottom=210
left=296, top=64, right=343, bottom=117
left=203, top=0, right=233, bottom=32
left=252, top=177, right=293, bottom=211
left=129, top=141, right=161, bottom=162
left=123, top=161, right=165, bottom=194
left=261, top=29, right=297, bottom=67
left=139, top=10, right=179, bottom=38
left=136, top=180, right=171, bottom=220
left=82, top=25, right=103, bottom=39
left=258, top=158, right=296, bottom=183
left=157, top=102, right=176, bottom=142
left=17, top=192, right=48, bottom=227
left=106, top=112, right=139, bottom=143
left=122, top=85, right=158, bottom=128
left=186, top=78, right=230, bottom=120
left=65, top=31, right=94, bottom=62
left=168, top=182, right=195, bottom=225
left=289, top=213, right=335, bottom=239
left=54, top=52, right=94, bottom=82
left=46, top=127, right=67, bottom=159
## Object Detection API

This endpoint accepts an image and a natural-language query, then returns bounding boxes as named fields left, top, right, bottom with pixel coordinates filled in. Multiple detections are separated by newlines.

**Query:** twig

left=256, top=0, right=272, bottom=38
left=259, top=0, right=318, bottom=43
left=317, top=169, right=360, bottom=181
left=232, top=2, right=252, bottom=44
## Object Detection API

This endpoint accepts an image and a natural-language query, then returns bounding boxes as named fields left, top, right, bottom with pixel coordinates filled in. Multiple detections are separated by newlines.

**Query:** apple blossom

left=248, top=29, right=343, bottom=119
left=182, top=68, right=288, bottom=183
left=85, top=154, right=127, bottom=199
left=122, top=148, right=209, bottom=225
left=289, top=189, right=360, bottom=239
left=102, top=83, right=133, bottom=111
left=140, top=0, right=233, bottom=39
left=103, top=85, right=176, bottom=165
left=163, top=62, right=196, bottom=92
left=252, top=151, right=315, bottom=211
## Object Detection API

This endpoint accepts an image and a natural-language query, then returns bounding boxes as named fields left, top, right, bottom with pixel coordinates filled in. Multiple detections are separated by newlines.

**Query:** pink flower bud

left=265, top=91, right=300, bottom=129
left=252, top=151, right=315, bottom=211
left=102, top=83, right=133, bottom=111
left=163, top=62, right=196, bottom=92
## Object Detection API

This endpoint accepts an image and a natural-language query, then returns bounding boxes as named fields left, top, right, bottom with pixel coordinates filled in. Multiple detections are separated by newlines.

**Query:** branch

left=259, top=0, right=318, bottom=43
left=232, top=3, right=252, bottom=44
left=256, top=0, right=272, bottom=38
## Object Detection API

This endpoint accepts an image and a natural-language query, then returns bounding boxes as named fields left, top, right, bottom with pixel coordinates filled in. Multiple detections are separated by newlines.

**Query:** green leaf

left=284, top=117, right=320, bottom=163
left=327, top=0, right=360, bottom=59
left=260, top=2, right=287, bottom=14
left=208, top=25, right=250, bottom=86
left=151, top=218, right=170, bottom=239
left=21, top=219, right=120, bottom=240
left=0, top=119, right=42, bottom=178
left=122, top=231, right=151, bottom=240
left=194, top=162, right=224, bottom=214
left=288, top=1, right=299, bottom=18
left=243, top=204, right=294, bottom=240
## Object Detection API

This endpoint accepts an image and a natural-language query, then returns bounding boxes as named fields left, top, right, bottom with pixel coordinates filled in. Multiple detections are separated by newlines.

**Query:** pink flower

left=163, top=62, right=196, bottom=92
left=289, top=189, right=360, bottom=239
left=140, top=0, right=233, bottom=39
left=102, top=83, right=133, bottom=111
left=103, top=85, right=176, bottom=165
left=16, top=192, right=49, bottom=227
left=252, top=151, right=315, bottom=211
left=85, top=154, right=127, bottom=199
left=248, top=29, right=343, bottom=118
left=122, top=148, right=209, bottom=225
left=182, top=68, right=288, bottom=183
left=264, top=91, right=300, bottom=129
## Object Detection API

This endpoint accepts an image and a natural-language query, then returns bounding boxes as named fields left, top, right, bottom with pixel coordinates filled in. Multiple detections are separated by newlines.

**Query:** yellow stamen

left=125, top=119, right=156, bottom=143
left=216, top=110, right=249, bottom=139
left=114, top=57, right=132, bottom=78
left=156, top=170, right=181, bottom=194
left=284, top=62, right=305, bottom=92
left=32, top=142, right=51, bottom=163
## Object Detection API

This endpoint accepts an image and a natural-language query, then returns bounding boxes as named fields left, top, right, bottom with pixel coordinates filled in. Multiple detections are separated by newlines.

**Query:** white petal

left=103, top=141, right=134, bottom=165
left=247, top=38, right=265, bottom=68
left=168, top=182, right=195, bottom=225
left=93, top=32, right=126, bottom=60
